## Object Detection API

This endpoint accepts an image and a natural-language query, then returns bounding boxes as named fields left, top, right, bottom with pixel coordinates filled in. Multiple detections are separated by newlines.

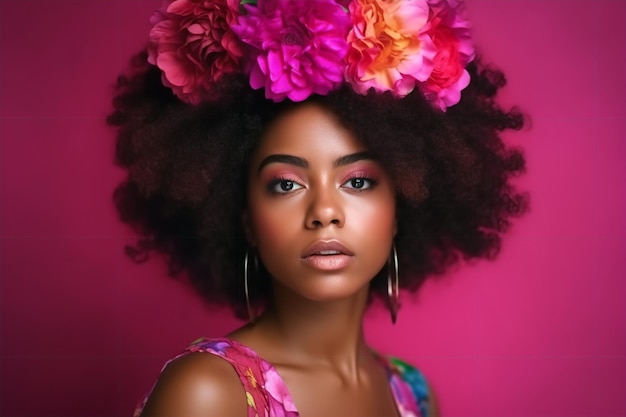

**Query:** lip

left=301, top=240, right=354, bottom=271
left=301, top=240, right=354, bottom=258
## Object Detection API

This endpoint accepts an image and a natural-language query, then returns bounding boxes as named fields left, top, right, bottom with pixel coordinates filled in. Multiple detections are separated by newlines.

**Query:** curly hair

left=108, top=50, right=527, bottom=319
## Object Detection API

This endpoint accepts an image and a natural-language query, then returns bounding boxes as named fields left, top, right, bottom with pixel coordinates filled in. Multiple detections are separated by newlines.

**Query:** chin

left=293, top=277, right=371, bottom=303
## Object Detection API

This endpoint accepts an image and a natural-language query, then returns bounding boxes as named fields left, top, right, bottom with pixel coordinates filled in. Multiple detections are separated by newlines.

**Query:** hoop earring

left=387, top=244, right=400, bottom=324
left=244, top=250, right=258, bottom=323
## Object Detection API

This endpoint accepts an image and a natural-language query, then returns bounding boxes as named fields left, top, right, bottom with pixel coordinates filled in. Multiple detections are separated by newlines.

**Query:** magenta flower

left=232, top=0, right=351, bottom=102
left=419, top=0, right=475, bottom=109
left=148, top=0, right=244, bottom=104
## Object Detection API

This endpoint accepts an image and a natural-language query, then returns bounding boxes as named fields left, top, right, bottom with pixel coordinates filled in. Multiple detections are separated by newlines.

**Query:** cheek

left=247, top=202, right=303, bottom=280
left=345, top=191, right=397, bottom=262
left=247, top=195, right=299, bottom=250
left=348, top=189, right=396, bottom=232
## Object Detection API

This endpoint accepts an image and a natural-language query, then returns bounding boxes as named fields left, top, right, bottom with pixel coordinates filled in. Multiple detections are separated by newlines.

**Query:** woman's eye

left=342, top=177, right=377, bottom=190
left=270, top=180, right=303, bottom=194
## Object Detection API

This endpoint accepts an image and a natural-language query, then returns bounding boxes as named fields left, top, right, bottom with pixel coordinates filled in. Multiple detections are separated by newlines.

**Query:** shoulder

left=386, top=356, right=440, bottom=417
left=138, top=352, right=247, bottom=417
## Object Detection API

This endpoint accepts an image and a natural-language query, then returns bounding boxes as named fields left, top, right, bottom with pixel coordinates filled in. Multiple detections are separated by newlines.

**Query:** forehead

left=251, top=104, right=367, bottom=165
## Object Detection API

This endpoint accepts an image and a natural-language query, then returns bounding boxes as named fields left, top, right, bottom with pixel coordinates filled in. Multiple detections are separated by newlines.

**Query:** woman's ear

left=242, top=211, right=256, bottom=246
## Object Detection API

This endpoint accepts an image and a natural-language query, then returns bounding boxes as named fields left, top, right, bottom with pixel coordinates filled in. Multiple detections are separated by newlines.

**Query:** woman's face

left=246, top=103, right=396, bottom=302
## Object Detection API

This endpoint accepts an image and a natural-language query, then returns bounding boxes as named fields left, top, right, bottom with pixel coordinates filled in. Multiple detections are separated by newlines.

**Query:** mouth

left=301, top=240, right=354, bottom=271
left=301, top=240, right=354, bottom=258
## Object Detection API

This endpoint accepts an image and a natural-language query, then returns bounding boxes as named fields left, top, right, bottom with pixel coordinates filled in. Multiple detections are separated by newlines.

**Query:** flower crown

left=148, top=0, right=475, bottom=110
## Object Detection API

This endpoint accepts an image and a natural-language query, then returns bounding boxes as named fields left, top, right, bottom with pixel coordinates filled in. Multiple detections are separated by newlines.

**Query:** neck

left=252, top=282, right=372, bottom=373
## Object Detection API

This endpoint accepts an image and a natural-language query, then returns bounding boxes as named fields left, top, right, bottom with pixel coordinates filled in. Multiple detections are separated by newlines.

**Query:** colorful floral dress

left=134, top=338, right=430, bottom=417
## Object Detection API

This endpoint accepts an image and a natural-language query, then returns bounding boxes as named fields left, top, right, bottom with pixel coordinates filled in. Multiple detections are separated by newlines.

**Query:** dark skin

left=141, top=104, right=440, bottom=417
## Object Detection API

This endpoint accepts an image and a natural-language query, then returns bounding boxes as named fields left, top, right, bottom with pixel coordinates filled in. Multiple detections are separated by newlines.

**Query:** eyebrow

left=257, top=151, right=374, bottom=173
left=257, top=154, right=308, bottom=172
left=333, top=151, right=373, bottom=168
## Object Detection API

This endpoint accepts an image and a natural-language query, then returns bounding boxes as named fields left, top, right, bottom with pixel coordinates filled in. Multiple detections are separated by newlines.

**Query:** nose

left=304, top=185, right=345, bottom=229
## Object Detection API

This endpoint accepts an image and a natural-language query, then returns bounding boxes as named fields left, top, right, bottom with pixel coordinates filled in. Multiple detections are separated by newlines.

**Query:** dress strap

left=185, top=338, right=273, bottom=417
left=384, top=356, right=430, bottom=417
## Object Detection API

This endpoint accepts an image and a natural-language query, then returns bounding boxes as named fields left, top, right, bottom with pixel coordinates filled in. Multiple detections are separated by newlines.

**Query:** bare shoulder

left=139, top=352, right=247, bottom=417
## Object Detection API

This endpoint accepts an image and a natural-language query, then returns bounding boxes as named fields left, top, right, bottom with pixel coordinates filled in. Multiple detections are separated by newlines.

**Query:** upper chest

left=274, top=364, right=401, bottom=417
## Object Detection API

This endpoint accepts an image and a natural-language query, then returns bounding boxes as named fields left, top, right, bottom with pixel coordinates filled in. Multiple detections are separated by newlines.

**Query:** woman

left=109, top=0, right=526, bottom=415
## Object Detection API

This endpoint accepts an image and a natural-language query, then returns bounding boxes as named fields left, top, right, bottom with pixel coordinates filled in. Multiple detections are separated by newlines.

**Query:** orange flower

left=345, top=0, right=436, bottom=96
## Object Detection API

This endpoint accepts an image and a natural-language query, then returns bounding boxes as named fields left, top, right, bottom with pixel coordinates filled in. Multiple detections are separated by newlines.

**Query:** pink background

left=1, top=1, right=625, bottom=416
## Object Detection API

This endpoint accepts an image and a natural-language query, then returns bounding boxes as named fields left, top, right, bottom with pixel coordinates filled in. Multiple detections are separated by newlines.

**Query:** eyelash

left=267, top=173, right=379, bottom=195
left=341, top=174, right=379, bottom=191
left=267, top=176, right=304, bottom=195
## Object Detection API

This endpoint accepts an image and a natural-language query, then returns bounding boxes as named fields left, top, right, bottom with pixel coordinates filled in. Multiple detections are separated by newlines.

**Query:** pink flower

left=232, top=0, right=350, bottom=102
left=345, top=0, right=437, bottom=96
left=419, top=0, right=475, bottom=109
left=148, top=0, right=244, bottom=104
